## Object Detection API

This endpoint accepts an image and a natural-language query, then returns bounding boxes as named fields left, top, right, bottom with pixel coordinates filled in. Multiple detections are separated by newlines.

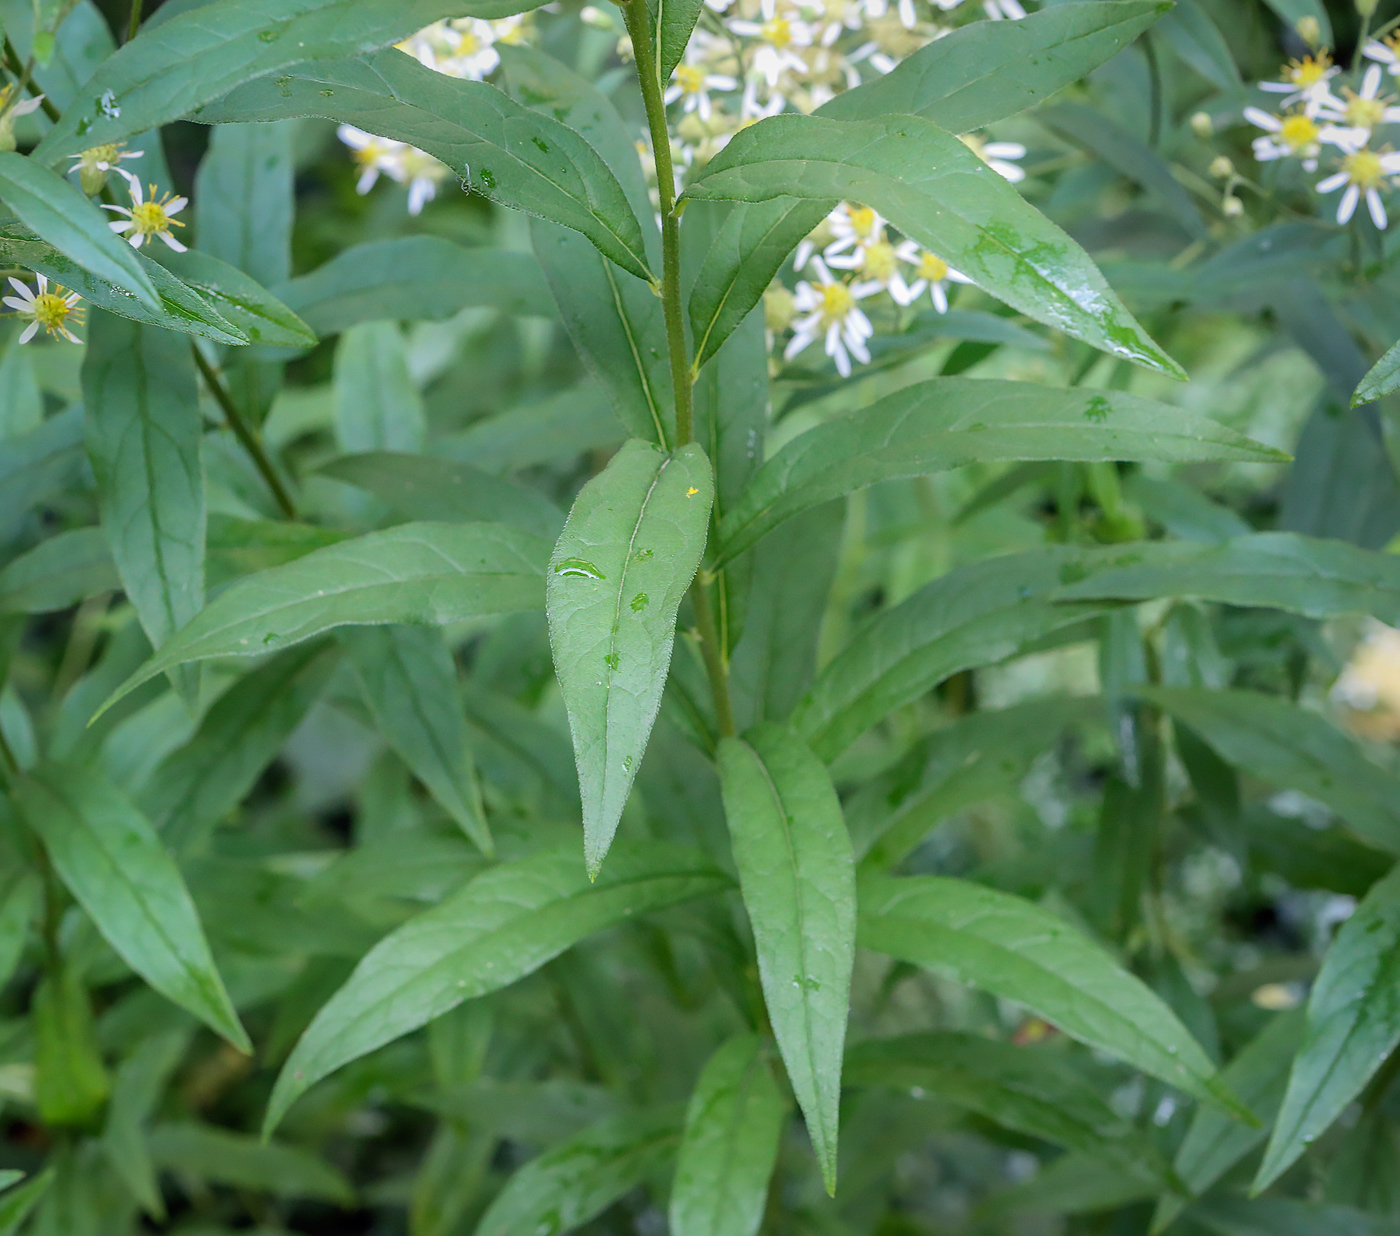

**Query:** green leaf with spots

left=718, top=724, right=855, bottom=1193
left=716, top=378, right=1283, bottom=564
left=152, top=247, right=314, bottom=348
left=547, top=440, right=714, bottom=875
left=670, top=1036, right=786, bottom=1236
left=683, top=113, right=1182, bottom=377
left=1354, top=338, right=1400, bottom=406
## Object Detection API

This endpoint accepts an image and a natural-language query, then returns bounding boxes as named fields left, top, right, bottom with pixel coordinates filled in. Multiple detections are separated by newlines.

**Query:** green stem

left=1, top=35, right=59, bottom=124
left=624, top=0, right=695, bottom=446
left=126, top=0, right=144, bottom=43
left=0, top=724, right=18, bottom=783
left=693, top=575, right=736, bottom=738
left=191, top=343, right=297, bottom=519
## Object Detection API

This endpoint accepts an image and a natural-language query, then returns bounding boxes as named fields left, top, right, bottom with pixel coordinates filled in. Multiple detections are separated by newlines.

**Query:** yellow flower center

left=847, top=205, right=878, bottom=238
left=917, top=251, right=949, bottom=282
left=32, top=290, right=81, bottom=336
left=1279, top=113, right=1319, bottom=149
left=82, top=142, right=121, bottom=168
left=457, top=29, right=481, bottom=54
left=959, top=134, right=986, bottom=160
left=1286, top=53, right=1331, bottom=88
left=131, top=199, right=175, bottom=236
left=1344, top=148, right=1385, bottom=188
left=1346, top=93, right=1388, bottom=129
left=762, top=17, right=792, bottom=47
left=819, top=281, right=854, bottom=324
left=863, top=241, right=896, bottom=281
left=676, top=64, right=706, bottom=93
left=400, top=149, right=446, bottom=180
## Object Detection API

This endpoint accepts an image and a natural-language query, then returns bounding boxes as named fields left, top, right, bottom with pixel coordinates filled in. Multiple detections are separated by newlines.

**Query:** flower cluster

left=1242, top=36, right=1400, bottom=228
left=336, top=16, right=532, bottom=215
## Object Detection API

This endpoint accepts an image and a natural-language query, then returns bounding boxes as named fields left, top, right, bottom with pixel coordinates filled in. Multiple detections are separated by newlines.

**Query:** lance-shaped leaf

left=845, top=1032, right=1172, bottom=1180
left=793, top=546, right=1114, bottom=761
left=1056, top=531, right=1400, bottom=623
left=547, top=440, right=714, bottom=875
left=858, top=875, right=1242, bottom=1114
left=1143, top=687, right=1400, bottom=856
left=152, top=248, right=314, bottom=348
left=1354, top=338, right=1400, bottom=406
left=1255, top=866, right=1400, bottom=1191
left=96, top=521, right=549, bottom=719
left=148, top=1123, right=353, bottom=1204
left=265, top=842, right=728, bottom=1133
left=718, top=724, right=855, bottom=1193
left=1194, top=1197, right=1388, bottom=1236
left=15, top=762, right=249, bottom=1051
left=33, top=0, right=535, bottom=162
left=716, top=378, right=1283, bottom=563
left=0, top=528, right=118, bottom=615
left=0, top=152, right=157, bottom=309
left=275, top=237, right=555, bottom=335
left=819, top=0, right=1171, bottom=131
left=670, top=1036, right=786, bottom=1236
left=0, top=222, right=247, bottom=344
left=0, top=1169, right=53, bottom=1235
left=193, top=50, right=654, bottom=282
left=194, top=121, right=294, bottom=289
left=340, top=625, right=493, bottom=856
left=82, top=312, right=205, bottom=700
left=684, top=113, right=1181, bottom=377
left=479, top=1107, right=684, bottom=1236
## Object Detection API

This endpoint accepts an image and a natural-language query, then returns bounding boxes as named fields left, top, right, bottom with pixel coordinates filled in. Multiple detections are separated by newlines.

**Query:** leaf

left=1193, top=1197, right=1387, bottom=1236
left=0, top=222, right=247, bottom=345
left=16, top=762, right=249, bottom=1050
left=1254, top=866, right=1400, bottom=1190
left=1055, top=531, right=1400, bottom=622
left=440, top=383, right=621, bottom=474
left=845, top=1031, right=1170, bottom=1179
left=265, top=841, right=728, bottom=1133
left=1157, top=1, right=1242, bottom=91
left=0, top=1169, right=54, bottom=1236
left=670, top=1035, right=786, bottom=1236
left=340, top=624, right=493, bottom=856
left=1281, top=399, right=1400, bottom=550
left=819, top=0, right=1171, bottom=131
left=716, top=378, right=1281, bottom=564
left=33, top=0, right=537, bottom=162
left=82, top=313, right=205, bottom=685
left=194, top=49, right=654, bottom=282
left=32, top=961, right=109, bottom=1126
left=858, top=875, right=1241, bottom=1113
left=193, top=120, right=294, bottom=289
left=147, top=1123, right=353, bottom=1204
left=0, top=873, right=37, bottom=991
left=0, top=151, right=158, bottom=308
left=477, top=1106, right=683, bottom=1236
left=1259, top=0, right=1331, bottom=47
left=0, top=528, right=118, bottom=614
left=152, top=247, right=314, bottom=347
left=319, top=450, right=564, bottom=541
left=1354, top=338, right=1400, bottom=406
left=275, top=237, right=553, bottom=335
left=793, top=545, right=1113, bottom=761
left=1151, top=1011, right=1304, bottom=1233
left=547, top=440, right=714, bottom=874
left=0, top=406, right=85, bottom=532
left=139, top=641, right=338, bottom=853
left=332, top=322, right=425, bottom=454
left=101, top=1029, right=191, bottom=1219
left=693, top=306, right=767, bottom=527
left=1142, top=687, right=1400, bottom=856
left=654, top=0, right=706, bottom=84
left=97, top=521, right=549, bottom=719
left=684, top=113, right=1181, bottom=377
left=718, top=724, right=856, bottom=1192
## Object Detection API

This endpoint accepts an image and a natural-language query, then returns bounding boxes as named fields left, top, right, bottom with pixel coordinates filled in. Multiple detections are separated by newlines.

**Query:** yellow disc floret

left=917, top=251, right=949, bottom=282
left=131, top=187, right=184, bottom=240
left=1344, top=148, right=1385, bottom=188
left=675, top=64, right=706, bottom=94
left=819, top=281, right=854, bottom=324
left=32, top=287, right=83, bottom=339
left=1279, top=113, right=1319, bottom=150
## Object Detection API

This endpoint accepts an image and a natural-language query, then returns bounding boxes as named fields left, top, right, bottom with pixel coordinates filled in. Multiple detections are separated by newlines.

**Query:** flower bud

left=1354, top=0, right=1376, bottom=20
left=1209, top=155, right=1235, bottom=179
left=0, top=115, right=16, bottom=154
left=764, top=284, right=796, bottom=333
left=1295, top=15, right=1322, bottom=47
left=1189, top=111, right=1214, bottom=139
left=1222, top=193, right=1243, bottom=217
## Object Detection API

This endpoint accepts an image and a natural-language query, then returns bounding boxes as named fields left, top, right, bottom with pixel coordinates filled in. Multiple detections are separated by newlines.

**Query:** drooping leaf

left=1143, top=687, right=1400, bottom=856
left=193, top=49, right=654, bottom=282
left=718, top=723, right=856, bottom=1193
left=1255, top=866, right=1400, bottom=1191
left=684, top=113, right=1182, bottom=377
left=152, top=247, right=314, bottom=348
left=97, top=521, right=549, bottom=718
left=793, top=545, right=1114, bottom=760
left=0, top=528, right=118, bottom=614
left=0, top=1169, right=54, bottom=1236
left=16, top=762, right=249, bottom=1050
left=858, top=875, right=1241, bottom=1113
left=0, top=222, right=247, bottom=344
left=265, top=842, right=728, bottom=1133
left=716, top=378, right=1282, bottom=563
left=340, top=624, right=493, bottom=856
left=0, top=151, right=158, bottom=308
left=439, top=382, right=622, bottom=474
left=331, top=321, right=425, bottom=455
left=100, top=1029, right=191, bottom=1219
left=477, top=1107, right=683, bottom=1236
left=147, top=1123, right=353, bottom=1203
left=193, top=120, right=295, bottom=289
left=319, top=451, right=564, bottom=541
left=547, top=440, right=714, bottom=874
left=670, top=1035, right=786, bottom=1236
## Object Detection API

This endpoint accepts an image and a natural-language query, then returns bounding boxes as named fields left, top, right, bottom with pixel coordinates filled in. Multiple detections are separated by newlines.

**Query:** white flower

left=396, top=147, right=449, bottom=216
left=1243, top=106, right=1355, bottom=171
left=67, top=142, right=144, bottom=196
left=727, top=0, right=814, bottom=88
left=1364, top=34, right=1400, bottom=78
left=1316, top=145, right=1400, bottom=228
left=1317, top=64, right=1400, bottom=133
left=982, top=0, right=1025, bottom=18
left=101, top=179, right=188, bottom=251
left=822, top=202, right=888, bottom=266
left=960, top=133, right=1026, bottom=182
left=3, top=275, right=83, bottom=344
left=1259, top=52, right=1338, bottom=111
left=784, top=256, right=877, bottom=376
left=893, top=241, right=973, bottom=311
left=859, top=0, right=917, bottom=30
left=664, top=58, right=738, bottom=121
left=338, top=124, right=405, bottom=193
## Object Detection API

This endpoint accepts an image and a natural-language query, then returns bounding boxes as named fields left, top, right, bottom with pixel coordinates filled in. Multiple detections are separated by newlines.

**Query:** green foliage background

left=1, top=0, right=1400, bottom=1233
